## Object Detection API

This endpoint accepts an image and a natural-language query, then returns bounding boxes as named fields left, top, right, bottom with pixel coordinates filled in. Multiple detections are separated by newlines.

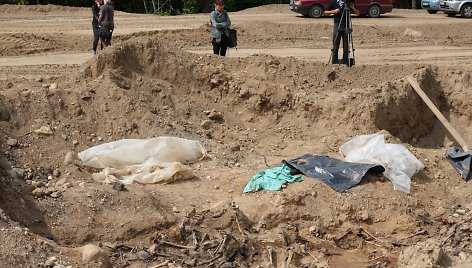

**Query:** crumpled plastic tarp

left=283, top=154, right=384, bottom=193
left=78, top=137, right=206, bottom=184
left=445, top=147, right=472, bottom=181
left=339, top=134, right=424, bottom=193
left=243, top=164, right=302, bottom=193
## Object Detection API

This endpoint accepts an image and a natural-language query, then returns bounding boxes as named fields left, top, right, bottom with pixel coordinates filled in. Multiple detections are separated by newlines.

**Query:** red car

left=290, top=0, right=393, bottom=18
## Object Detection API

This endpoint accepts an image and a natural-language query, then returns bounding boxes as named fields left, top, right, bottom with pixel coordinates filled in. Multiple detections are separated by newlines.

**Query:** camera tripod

left=329, top=0, right=356, bottom=67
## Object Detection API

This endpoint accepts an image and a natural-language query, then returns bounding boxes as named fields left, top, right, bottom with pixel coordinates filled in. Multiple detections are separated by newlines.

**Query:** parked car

left=289, top=0, right=393, bottom=18
left=439, top=0, right=472, bottom=17
left=421, top=0, right=441, bottom=14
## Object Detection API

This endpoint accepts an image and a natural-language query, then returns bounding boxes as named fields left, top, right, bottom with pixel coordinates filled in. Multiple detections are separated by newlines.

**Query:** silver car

left=439, top=0, right=472, bottom=17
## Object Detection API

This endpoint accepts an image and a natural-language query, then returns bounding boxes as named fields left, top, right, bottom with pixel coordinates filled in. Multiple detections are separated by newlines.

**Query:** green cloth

left=243, top=164, right=302, bottom=193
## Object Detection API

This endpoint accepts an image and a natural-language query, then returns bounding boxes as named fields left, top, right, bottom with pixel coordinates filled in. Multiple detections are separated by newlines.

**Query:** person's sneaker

left=92, top=50, right=96, bottom=57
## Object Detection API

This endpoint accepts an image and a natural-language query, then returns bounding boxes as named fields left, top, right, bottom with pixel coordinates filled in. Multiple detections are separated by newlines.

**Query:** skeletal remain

left=163, top=240, right=194, bottom=250
left=285, top=249, right=293, bottom=268
left=267, top=246, right=275, bottom=268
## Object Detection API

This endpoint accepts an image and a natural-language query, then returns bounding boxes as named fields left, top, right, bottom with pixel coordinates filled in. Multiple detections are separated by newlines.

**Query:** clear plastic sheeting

left=78, top=137, right=206, bottom=184
left=339, top=134, right=424, bottom=193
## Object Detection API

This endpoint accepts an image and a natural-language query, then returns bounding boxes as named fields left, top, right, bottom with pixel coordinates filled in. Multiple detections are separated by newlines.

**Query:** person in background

left=324, top=0, right=359, bottom=65
left=210, top=0, right=231, bottom=56
left=98, top=0, right=114, bottom=47
left=92, top=0, right=103, bottom=57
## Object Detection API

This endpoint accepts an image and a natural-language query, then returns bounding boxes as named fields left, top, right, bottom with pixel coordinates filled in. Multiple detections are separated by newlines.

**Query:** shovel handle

left=407, top=76, right=469, bottom=151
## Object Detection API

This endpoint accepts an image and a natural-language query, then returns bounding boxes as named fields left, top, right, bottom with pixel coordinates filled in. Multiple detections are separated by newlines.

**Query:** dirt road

left=1, top=6, right=471, bottom=67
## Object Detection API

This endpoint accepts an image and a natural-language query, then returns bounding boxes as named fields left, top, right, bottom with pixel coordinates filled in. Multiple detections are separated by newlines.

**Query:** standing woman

left=210, top=0, right=231, bottom=56
left=92, top=0, right=103, bottom=56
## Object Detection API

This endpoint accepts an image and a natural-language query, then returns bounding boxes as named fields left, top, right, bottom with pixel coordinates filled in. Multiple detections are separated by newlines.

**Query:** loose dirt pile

left=1, top=4, right=472, bottom=268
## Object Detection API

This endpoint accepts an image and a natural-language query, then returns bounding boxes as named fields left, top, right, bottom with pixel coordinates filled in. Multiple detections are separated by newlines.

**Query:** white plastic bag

left=78, top=137, right=206, bottom=184
left=339, top=134, right=424, bottom=193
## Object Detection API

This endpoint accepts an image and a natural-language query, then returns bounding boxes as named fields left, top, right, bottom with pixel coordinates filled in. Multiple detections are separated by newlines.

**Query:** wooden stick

left=407, top=76, right=470, bottom=151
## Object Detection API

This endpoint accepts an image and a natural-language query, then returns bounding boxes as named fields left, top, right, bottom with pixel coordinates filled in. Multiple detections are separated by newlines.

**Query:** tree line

left=0, top=0, right=290, bottom=14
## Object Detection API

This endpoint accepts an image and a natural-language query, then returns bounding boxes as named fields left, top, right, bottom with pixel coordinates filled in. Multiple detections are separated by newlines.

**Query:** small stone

left=456, top=209, right=466, bottom=215
left=327, top=70, right=337, bottom=81
left=404, top=28, right=423, bottom=37
left=459, top=251, right=468, bottom=260
left=213, top=185, right=219, bottom=189
left=78, top=244, right=111, bottom=268
left=52, top=169, right=61, bottom=177
left=112, top=181, right=125, bottom=191
left=210, top=78, right=220, bottom=88
left=201, top=120, right=212, bottom=130
left=208, top=111, right=224, bottom=121
left=6, top=138, right=18, bottom=147
left=32, top=181, right=45, bottom=188
left=230, top=144, right=240, bottom=152
left=44, top=188, right=55, bottom=195
left=75, top=108, right=84, bottom=116
left=13, top=168, right=25, bottom=179
left=136, top=250, right=152, bottom=260
left=79, top=182, right=85, bottom=187
left=49, top=83, right=58, bottom=90
left=50, top=191, right=62, bottom=198
left=72, top=140, right=79, bottom=146
left=148, top=244, right=158, bottom=254
left=34, top=126, right=54, bottom=135
left=63, top=151, right=79, bottom=166
left=308, top=225, right=318, bottom=233
left=44, top=256, right=57, bottom=267
left=172, top=207, right=180, bottom=213
left=36, top=77, right=44, bottom=82
left=32, top=188, right=45, bottom=197
left=359, top=210, right=370, bottom=222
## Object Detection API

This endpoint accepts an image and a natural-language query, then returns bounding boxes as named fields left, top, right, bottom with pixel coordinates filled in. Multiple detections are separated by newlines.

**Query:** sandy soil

left=1, top=4, right=472, bottom=268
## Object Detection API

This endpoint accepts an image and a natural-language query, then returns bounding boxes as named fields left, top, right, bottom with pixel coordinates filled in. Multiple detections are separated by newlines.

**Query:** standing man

left=324, top=0, right=359, bottom=65
left=92, top=0, right=103, bottom=57
left=210, top=0, right=231, bottom=56
left=99, top=0, right=114, bottom=47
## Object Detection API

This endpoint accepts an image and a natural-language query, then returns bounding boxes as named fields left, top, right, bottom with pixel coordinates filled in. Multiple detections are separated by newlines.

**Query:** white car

left=439, top=0, right=472, bottom=17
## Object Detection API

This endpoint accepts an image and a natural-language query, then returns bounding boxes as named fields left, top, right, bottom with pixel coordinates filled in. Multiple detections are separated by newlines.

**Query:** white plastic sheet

left=339, top=134, right=424, bottom=193
left=78, top=137, right=206, bottom=184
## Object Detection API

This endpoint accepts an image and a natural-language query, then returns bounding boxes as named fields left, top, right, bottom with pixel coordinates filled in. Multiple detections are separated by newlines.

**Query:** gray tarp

left=446, top=147, right=472, bottom=181
left=283, top=154, right=385, bottom=192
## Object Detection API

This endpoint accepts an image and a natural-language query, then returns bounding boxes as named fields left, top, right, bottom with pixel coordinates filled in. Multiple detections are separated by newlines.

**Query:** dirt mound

left=0, top=4, right=88, bottom=16
left=236, top=4, right=292, bottom=14
left=81, top=36, right=459, bottom=149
